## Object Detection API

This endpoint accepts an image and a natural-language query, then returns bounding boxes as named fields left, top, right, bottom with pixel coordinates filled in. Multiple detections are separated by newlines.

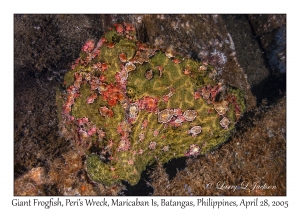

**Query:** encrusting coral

left=57, top=22, right=246, bottom=185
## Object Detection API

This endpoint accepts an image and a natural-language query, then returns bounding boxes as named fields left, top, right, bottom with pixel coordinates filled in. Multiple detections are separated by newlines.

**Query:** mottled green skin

left=60, top=28, right=246, bottom=186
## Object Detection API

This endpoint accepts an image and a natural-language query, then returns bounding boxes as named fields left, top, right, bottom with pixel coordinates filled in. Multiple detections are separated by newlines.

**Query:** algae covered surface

left=58, top=23, right=246, bottom=185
